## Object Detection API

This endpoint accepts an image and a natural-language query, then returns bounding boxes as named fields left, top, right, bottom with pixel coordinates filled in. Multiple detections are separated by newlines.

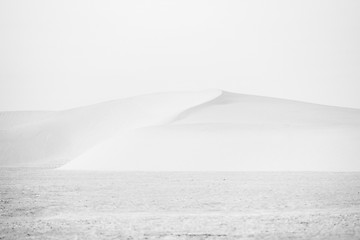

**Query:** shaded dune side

left=61, top=91, right=360, bottom=171
left=0, top=90, right=222, bottom=167
left=0, top=111, right=55, bottom=130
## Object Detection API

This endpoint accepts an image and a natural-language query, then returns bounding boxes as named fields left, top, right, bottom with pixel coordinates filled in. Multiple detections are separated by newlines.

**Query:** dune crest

left=1, top=89, right=360, bottom=171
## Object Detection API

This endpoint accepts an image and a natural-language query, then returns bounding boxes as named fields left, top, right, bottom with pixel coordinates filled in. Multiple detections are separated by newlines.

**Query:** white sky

left=1, top=0, right=360, bottom=110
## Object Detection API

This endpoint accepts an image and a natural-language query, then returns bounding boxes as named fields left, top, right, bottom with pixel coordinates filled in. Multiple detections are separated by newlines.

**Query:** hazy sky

left=1, top=0, right=359, bottom=110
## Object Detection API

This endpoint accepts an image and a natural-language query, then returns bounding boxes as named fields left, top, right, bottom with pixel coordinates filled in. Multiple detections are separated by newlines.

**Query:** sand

left=1, top=90, right=360, bottom=171
left=1, top=169, right=360, bottom=239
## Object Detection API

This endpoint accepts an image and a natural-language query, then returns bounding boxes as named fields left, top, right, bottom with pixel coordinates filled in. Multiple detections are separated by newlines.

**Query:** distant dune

left=1, top=90, right=360, bottom=171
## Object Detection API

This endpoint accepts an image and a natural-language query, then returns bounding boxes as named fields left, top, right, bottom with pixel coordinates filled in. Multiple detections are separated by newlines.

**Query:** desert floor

left=1, top=170, right=360, bottom=239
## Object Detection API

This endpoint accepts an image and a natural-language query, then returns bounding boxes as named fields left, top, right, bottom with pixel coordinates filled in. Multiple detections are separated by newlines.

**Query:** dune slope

left=0, top=90, right=221, bottom=167
left=1, top=90, right=360, bottom=170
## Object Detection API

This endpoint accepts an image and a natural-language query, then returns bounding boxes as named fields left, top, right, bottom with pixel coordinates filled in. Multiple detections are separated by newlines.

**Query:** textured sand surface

left=1, top=170, right=360, bottom=239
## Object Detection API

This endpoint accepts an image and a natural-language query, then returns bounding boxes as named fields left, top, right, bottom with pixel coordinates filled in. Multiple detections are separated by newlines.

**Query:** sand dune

left=0, top=111, right=55, bottom=130
left=0, top=90, right=221, bottom=167
left=1, top=90, right=360, bottom=170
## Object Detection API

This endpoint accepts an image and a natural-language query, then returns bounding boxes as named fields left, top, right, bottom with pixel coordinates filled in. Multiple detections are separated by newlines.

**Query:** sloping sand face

left=1, top=89, right=360, bottom=170
left=0, top=90, right=222, bottom=167
left=0, top=111, right=55, bottom=130
left=60, top=91, right=360, bottom=171
left=60, top=124, right=360, bottom=171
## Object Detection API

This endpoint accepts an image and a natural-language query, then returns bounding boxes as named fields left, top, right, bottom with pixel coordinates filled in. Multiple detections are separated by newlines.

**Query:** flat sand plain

left=1, top=170, right=360, bottom=239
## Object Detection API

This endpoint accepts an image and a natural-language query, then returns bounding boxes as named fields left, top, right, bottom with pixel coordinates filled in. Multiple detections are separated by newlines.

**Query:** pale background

left=1, top=0, right=359, bottom=110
